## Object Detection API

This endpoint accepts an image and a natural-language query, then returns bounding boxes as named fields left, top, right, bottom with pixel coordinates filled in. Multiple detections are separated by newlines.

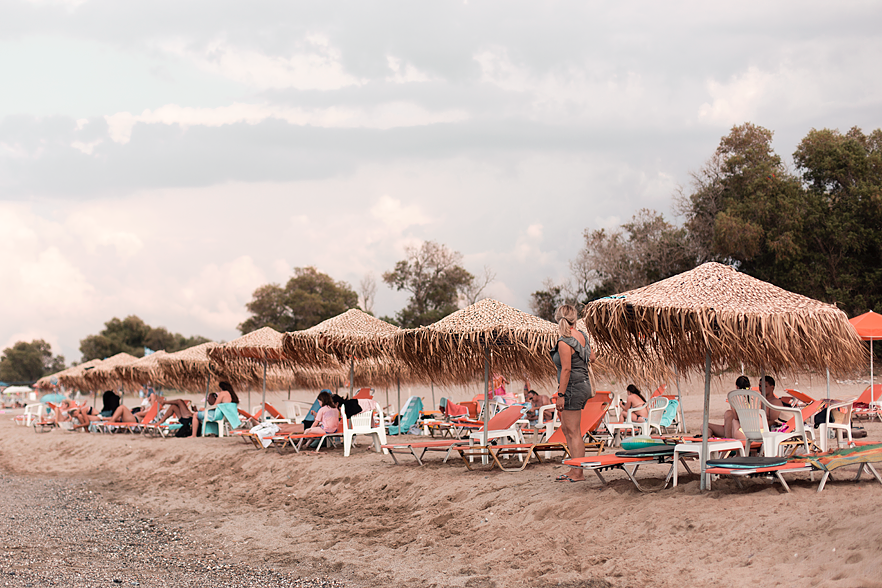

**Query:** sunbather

left=276, top=391, right=340, bottom=436
left=525, top=390, right=552, bottom=424
left=195, top=382, right=240, bottom=437
left=708, top=375, right=751, bottom=438
left=621, top=385, right=648, bottom=422
left=50, top=399, right=73, bottom=423
left=155, top=398, right=195, bottom=426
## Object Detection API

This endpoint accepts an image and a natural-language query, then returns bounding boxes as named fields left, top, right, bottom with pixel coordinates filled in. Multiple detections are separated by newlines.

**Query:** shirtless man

left=525, top=390, right=552, bottom=424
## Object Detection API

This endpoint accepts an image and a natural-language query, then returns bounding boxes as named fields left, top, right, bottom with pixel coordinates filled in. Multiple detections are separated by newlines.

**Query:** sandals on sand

left=554, top=474, right=585, bottom=483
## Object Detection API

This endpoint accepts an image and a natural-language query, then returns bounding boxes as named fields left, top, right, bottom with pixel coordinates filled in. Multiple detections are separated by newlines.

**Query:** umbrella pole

left=287, top=385, right=291, bottom=401
left=396, top=376, right=401, bottom=436
left=872, top=339, right=875, bottom=405
left=349, top=358, right=354, bottom=398
left=483, top=347, right=490, bottom=463
left=431, top=382, right=435, bottom=411
left=700, top=351, right=711, bottom=491
left=674, top=365, right=685, bottom=434
left=826, top=367, right=830, bottom=400
left=201, top=373, right=211, bottom=436
left=261, top=361, right=267, bottom=422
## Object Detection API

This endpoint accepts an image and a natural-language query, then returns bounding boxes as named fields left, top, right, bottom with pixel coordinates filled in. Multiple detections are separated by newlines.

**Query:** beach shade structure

left=393, top=298, right=606, bottom=449
left=157, top=342, right=229, bottom=394
left=56, top=359, right=104, bottom=392
left=114, top=350, right=168, bottom=389
left=81, top=352, right=140, bottom=392
left=209, top=327, right=289, bottom=419
left=850, top=311, right=882, bottom=406
left=283, top=309, right=403, bottom=393
left=582, top=262, right=866, bottom=490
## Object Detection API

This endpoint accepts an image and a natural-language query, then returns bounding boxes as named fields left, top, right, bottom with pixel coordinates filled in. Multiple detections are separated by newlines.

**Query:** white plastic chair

left=282, top=401, right=311, bottom=424
left=818, top=399, right=854, bottom=453
left=729, top=390, right=810, bottom=457
left=17, top=403, right=45, bottom=426
left=536, top=403, right=559, bottom=441
left=342, top=405, right=388, bottom=457
left=632, top=397, right=669, bottom=436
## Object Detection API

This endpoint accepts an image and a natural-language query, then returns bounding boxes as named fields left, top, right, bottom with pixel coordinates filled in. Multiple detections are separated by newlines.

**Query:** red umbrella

left=850, top=311, right=882, bottom=405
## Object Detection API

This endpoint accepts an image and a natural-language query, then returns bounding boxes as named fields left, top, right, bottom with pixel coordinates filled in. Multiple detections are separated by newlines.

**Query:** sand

left=2, top=376, right=882, bottom=588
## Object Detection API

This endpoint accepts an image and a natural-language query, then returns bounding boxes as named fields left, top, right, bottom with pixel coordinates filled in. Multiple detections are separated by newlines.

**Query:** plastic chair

left=728, top=390, right=810, bottom=457
left=342, top=405, right=388, bottom=456
left=16, top=403, right=45, bottom=426
left=632, top=397, right=669, bottom=436
left=818, top=399, right=855, bottom=453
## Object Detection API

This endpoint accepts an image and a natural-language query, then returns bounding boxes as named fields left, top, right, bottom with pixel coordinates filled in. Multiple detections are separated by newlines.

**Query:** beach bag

left=660, top=400, right=679, bottom=427
left=175, top=417, right=193, bottom=437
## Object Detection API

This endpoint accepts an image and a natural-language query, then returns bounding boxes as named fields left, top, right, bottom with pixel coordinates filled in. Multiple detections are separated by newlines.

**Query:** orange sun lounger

left=456, top=395, right=611, bottom=472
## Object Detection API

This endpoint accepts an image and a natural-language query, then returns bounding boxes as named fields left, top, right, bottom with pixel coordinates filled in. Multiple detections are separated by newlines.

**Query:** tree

left=528, top=279, right=575, bottom=322
left=80, top=315, right=210, bottom=361
left=382, top=241, right=474, bottom=328
left=677, top=123, right=882, bottom=316
left=571, top=209, right=694, bottom=302
left=238, top=266, right=359, bottom=334
left=461, top=266, right=496, bottom=305
left=0, top=340, right=65, bottom=383
left=359, top=273, right=377, bottom=315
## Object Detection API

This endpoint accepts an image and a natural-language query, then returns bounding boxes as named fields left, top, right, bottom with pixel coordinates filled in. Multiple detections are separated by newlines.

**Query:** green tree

left=571, top=209, right=694, bottom=301
left=528, top=280, right=573, bottom=322
left=0, top=340, right=65, bottom=383
left=382, top=241, right=474, bottom=328
left=238, top=266, right=359, bottom=334
left=80, top=316, right=210, bottom=361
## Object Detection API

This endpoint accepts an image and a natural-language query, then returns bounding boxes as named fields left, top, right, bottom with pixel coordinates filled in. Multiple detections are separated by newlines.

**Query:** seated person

left=621, top=385, right=648, bottom=422
left=758, top=375, right=786, bottom=428
left=275, top=391, right=339, bottom=436
left=332, top=393, right=365, bottom=419
left=99, top=390, right=121, bottom=417
left=524, top=390, right=553, bottom=425
left=196, top=381, right=240, bottom=436
left=155, top=397, right=197, bottom=432
left=50, top=399, right=73, bottom=424
left=708, top=375, right=751, bottom=439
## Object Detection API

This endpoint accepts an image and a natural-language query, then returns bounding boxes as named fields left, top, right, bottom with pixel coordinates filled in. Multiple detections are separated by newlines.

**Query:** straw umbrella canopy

left=157, top=342, right=227, bottom=394
left=583, top=261, right=866, bottom=489
left=81, top=352, right=140, bottom=391
left=114, top=350, right=168, bottom=389
left=56, top=358, right=104, bottom=392
left=209, top=327, right=291, bottom=417
left=283, top=309, right=409, bottom=390
left=849, top=311, right=882, bottom=404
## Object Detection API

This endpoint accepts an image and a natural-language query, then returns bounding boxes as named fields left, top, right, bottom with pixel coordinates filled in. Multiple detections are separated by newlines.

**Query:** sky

left=2, top=0, right=881, bottom=363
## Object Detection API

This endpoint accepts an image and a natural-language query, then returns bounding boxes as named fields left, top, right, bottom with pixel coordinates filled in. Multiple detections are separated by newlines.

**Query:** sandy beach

left=2, top=376, right=882, bottom=588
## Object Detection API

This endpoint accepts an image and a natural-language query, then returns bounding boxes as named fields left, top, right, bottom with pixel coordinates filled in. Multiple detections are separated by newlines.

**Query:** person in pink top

left=304, top=391, right=340, bottom=435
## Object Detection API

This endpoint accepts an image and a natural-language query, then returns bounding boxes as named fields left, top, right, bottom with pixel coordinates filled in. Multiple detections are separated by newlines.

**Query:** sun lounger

left=703, top=458, right=813, bottom=492
left=563, top=445, right=690, bottom=491
left=457, top=396, right=611, bottom=472
left=381, top=404, right=527, bottom=465
left=796, top=443, right=882, bottom=492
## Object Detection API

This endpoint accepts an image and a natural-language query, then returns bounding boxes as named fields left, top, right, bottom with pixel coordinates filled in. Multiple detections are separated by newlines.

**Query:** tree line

left=530, top=123, right=882, bottom=321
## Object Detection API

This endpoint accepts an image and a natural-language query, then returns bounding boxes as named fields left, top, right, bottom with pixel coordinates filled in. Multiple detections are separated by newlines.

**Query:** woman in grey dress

left=551, top=304, right=595, bottom=482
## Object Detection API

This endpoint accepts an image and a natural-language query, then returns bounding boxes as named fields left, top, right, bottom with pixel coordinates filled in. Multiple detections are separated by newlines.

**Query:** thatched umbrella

left=394, top=298, right=582, bottom=448
left=583, top=262, right=866, bottom=489
left=57, top=359, right=104, bottom=392
left=82, top=352, right=140, bottom=392
left=114, top=350, right=168, bottom=389
left=283, top=308, right=403, bottom=391
left=209, top=327, right=289, bottom=418
left=158, top=342, right=223, bottom=394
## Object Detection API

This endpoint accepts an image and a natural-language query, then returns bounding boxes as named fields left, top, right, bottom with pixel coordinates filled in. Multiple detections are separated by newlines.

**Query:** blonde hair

left=553, top=304, right=578, bottom=337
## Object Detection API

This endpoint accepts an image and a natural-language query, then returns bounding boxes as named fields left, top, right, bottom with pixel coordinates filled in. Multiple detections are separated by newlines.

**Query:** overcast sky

left=2, top=0, right=881, bottom=363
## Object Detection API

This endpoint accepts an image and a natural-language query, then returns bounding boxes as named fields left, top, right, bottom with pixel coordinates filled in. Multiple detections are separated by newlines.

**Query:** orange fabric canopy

left=850, top=311, right=882, bottom=340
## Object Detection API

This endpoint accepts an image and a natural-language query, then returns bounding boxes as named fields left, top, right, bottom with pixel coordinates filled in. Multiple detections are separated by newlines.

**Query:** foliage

left=528, top=280, right=573, bottom=322
left=79, top=316, right=210, bottom=361
left=0, top=340, right=65, bottom=383
left=382, top=241, right=474, bottom=328
left=238, top=266, right=359, bottom=334
left=571, top=209, right=694, bottom=301
left=679, top=123, right=882, bottom=316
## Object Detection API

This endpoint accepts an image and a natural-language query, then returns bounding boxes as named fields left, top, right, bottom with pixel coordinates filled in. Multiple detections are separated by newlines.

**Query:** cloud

left=160, top=34, right=365, bottom=91
left=698, top=67, right=773, bottom=126
left=104, top=102, right=470, bottom=143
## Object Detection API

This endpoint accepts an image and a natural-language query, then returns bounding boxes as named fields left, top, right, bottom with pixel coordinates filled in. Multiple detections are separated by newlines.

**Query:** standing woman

left=552, top=304, right=596, bottom=482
